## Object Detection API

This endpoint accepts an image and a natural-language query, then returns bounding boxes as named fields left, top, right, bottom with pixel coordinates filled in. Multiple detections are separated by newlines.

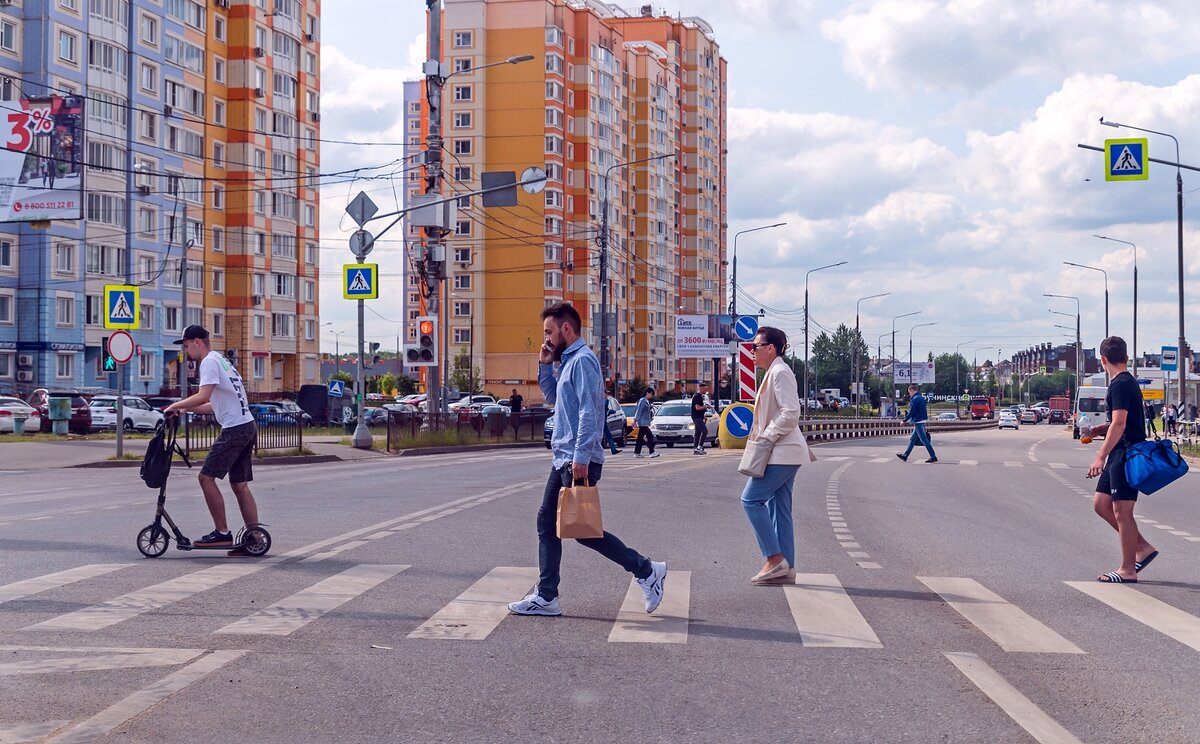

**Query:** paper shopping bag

left=557, top=482, right=604, bottom=539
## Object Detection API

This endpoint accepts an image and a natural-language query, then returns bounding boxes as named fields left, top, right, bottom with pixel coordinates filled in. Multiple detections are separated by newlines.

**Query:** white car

left=649, top=400, right=719, bottom=448
left=0, top=396, right=41, bottom=433
left=89, top=395, right=165, bottom=432
left=997, top=411, right=1019, bottom=430
left=449, top=395, right=496, bottom=409
left=936, top=412, right=959, bottom=421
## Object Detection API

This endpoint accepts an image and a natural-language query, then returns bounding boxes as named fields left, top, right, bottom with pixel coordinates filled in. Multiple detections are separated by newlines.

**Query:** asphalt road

left=1, top=424, right=1198, bottom=743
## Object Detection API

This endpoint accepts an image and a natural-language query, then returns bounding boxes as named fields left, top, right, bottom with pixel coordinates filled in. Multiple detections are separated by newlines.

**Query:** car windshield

left=1079, top=398, right=1106, bottom=414
left=656, top=403, right=692, bottom=417
left=621, top=404, right=638, bottom=416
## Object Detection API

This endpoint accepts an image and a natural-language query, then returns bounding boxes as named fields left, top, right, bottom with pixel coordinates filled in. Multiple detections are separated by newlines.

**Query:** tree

left=331, top=370, right=352, bottom=385
left=395, top=374, right=418, bottom=397
left=624, top=376, right=649, bottom=402
left=378, top=372, right=398, bottom=398
left=448, top=349, right=481, bottom=394
left=809, top=324, right=869, bottom=398
left=933, top=353, right=971, bottom=396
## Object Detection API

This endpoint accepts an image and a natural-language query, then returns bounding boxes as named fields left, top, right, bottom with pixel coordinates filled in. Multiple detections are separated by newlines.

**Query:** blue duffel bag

left=1124, top=438, right=1189, bottom=495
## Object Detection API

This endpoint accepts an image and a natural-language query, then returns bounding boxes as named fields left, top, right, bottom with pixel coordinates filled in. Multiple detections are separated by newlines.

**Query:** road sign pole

left=116, top=362, right=124, bottom=458
left=351, top=265, right=372, bottom=449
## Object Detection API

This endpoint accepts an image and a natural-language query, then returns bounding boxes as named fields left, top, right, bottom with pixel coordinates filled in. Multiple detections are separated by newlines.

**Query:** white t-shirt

left=199, top=351, right=254, bottom=428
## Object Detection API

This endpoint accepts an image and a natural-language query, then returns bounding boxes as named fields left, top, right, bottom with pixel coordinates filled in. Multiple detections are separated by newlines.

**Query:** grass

left=105, top=453, right=144, bottom=461
left=182, top=446, right=317, bottom=460
left=0, top=430, right=156, bottom=443
left=339, top=428, right=537, bottom=451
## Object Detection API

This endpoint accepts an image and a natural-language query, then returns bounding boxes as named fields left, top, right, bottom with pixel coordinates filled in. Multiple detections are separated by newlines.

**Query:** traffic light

left=404, top=316, right=438, bottom=367
left=101, top=336, right=116, bottom=372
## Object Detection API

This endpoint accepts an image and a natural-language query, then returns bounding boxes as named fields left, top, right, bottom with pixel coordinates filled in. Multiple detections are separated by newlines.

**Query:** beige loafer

left=750, top=559, right=791, bottom=584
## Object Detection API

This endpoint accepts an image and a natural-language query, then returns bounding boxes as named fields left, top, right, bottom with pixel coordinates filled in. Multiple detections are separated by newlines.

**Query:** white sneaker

left=635, top=453, right=645, bottom=458
left=507, top=591, right=561, bottom=616
left=637, top=561, right=667, bottom=613
left=648, top=452, right=661, bottom=458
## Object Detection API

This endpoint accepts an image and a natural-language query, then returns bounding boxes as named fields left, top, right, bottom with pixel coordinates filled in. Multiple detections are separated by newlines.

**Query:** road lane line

left=1049, top=463, right=1069, bottom=469
left=1004, top=461, right=1023, bottom=467
left=959, top=460, right=978, bottom=466
left=944, top=652, right=1084, bottom=744
left=856, top=562, right=882, bottom=569
left=1067, top=581, right=1200, bottom=651
left=870, top=457, right=891, bottom=463
left=408, top=566, right=539, bottom=641
left=0, top=565, right=132, bottom=606
left=1169, top=531, right=1190, bottom=536
left=784, top=573, right=882, bottom=648
left=217, top=564, right=409, bottom=636
left=918, top=577, right=1084, bottom=654
left=609, top=571, right=690, bottom=644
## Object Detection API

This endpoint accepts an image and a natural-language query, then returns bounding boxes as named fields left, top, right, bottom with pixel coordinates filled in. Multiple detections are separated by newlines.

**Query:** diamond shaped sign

left=345, top=192, right=378, bottom=228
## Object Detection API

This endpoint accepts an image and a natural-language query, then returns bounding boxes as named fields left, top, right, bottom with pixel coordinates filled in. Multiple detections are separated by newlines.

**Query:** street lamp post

left=1062, top=261, right=1108, bottom=337
left=1100, top=117, right=1187, bottom=412
left=729, top=222, right=786, bottom=400
left=891, top=311, right=921, bottom=408
left=876, top=331, right=890, bottom=413
left=907, top=323, right=936, bottom=394
left=853, top=293, right=890, bottom=412
left=803, top=261, right=847, bottom=404
left=1094, top=235, right=1138, bottom=376
left=955, top=339, right=976, bottom=418
left=1047, top=293, right=1082, bottom=405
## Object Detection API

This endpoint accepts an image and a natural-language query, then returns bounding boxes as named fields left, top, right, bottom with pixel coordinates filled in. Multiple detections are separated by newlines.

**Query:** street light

left=955, top=339, right=976, bottom=419
left=1100, top=117, right=1187, bottom=412
left=729, top=222, right=787, bottom=401
left=323, top=323, right=345, bottom=376
left=907, top=323, right=936, bottom=393
left=853, top=292, right=890, bottom=412
left=877, top=331, right=890, bottom=413
left=1046, top=293, right=1081, bottom=405
left=1094, top=235, right=1138, bottom=375
left=891, top=311, right=921, bottom=406
left=1062, top=261, right=1108, bottom=338
left=803, top=261, right=847, bottom=403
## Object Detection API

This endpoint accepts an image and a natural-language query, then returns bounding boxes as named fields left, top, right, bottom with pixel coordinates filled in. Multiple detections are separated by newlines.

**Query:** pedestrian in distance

left=508, top=388, right=523, bottom=413
left=1144, top=400, right=1157, bottom=437
left=897, top=384, right=938, bottom=463
left=691, top=381, right=710, bottom=454
left=1087, top=336, right=1157, bottom=583
left=739, top=326, right=814, bottom=585
left=632, top=387, right=659, bottom=459
left=1165, top=401, right=1177, bottom=436
left=508, top=302, right=666, bottom=617
left=163, top=325, right=263, bottom=556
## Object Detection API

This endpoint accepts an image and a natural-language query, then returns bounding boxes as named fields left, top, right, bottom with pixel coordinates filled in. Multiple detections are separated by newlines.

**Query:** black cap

left=172, top=324, right=209, bottom=344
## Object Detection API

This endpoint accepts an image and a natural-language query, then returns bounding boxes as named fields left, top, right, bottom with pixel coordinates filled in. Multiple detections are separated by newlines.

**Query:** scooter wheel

left=242, top=526, right=272, bottom=557
left=137, top=525, right=169, bottom=558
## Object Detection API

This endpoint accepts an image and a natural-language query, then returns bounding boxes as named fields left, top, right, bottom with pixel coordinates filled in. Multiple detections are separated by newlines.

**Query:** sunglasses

left=750, top=342, right=773, bottom=350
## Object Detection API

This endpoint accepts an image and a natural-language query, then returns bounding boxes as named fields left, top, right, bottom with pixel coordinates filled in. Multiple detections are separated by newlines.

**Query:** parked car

left=621, top=402, right=641, bottom=441
left=935, top=412, right=959, bottom=421
left=248, top=402, right=294, bottom=428
left=998, top=411, right=1019, bottom=430
left=383, top=402, right=424, bottom=423
left=272, top=400, right=313, bottom=427
left=648, top=400, right=719, bottom=448
left=26, top=389, right=92, bottom=434
left=1048, top=409, right=1067, bottom=424
left=144, top=396, right=181, bottom=413
left=88, top=395, right=165, bottom=432
left=543, top=396, right=627, bottom=449
left=0, top=396, right=41, bottom=433
left=450, top=395, right=497, bottom=410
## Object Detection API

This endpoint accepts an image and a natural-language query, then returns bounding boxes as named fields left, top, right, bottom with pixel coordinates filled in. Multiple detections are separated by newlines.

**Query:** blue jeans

left=740, top=464, right=799, bottom=567
left=535, top=462, right=651, bottom=601
left=903, top=422, right=936, bottom=459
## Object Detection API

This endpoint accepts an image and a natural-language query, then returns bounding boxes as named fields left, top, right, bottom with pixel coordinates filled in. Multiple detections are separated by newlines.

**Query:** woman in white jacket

left=741, top=326, right=814, bottom=584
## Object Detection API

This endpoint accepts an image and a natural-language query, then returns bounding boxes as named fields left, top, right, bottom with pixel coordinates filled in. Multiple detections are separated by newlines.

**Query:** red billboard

left=1, top=95, right=84, bottom=222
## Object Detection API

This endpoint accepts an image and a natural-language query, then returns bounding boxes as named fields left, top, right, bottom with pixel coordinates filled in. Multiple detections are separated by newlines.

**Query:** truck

left=1047, top=395, right=1071, bottom=424
left=969, top=395, right=996, bottom=420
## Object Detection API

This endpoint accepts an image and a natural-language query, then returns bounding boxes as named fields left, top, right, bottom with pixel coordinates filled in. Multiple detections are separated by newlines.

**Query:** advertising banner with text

left=0, top=96, right=84, bottom=222
left=893, top=361, right=936, bottom=385
left=675, top=315, right=732, bottom=358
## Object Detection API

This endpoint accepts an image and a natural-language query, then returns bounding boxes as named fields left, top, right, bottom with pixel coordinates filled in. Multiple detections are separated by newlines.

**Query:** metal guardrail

left=798, top=417, right=996, bottom=443
left=385, top=409, right=553, bottom=453
left=184, top=413, right=303, bottom=457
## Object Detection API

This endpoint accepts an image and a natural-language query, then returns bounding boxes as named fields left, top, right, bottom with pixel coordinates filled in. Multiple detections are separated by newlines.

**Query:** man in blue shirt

left=897, top=383, right=938, bottom=463
left=508, top=302, right=667, bottom=617
left=632, top=387, right=659, bottom=458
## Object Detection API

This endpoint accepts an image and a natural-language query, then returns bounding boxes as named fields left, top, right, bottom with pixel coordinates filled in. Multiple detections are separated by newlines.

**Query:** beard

left=551, top=336, right=568, bottom=362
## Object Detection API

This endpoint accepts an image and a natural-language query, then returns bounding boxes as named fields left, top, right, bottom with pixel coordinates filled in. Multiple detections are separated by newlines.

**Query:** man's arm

left=1088, top=408, right=1128, bottom=477
left=572, top=359, right=603, bottom=465
left=537, top=364, right=557, bottom=406
left=165, top=384, right=214, bottom=414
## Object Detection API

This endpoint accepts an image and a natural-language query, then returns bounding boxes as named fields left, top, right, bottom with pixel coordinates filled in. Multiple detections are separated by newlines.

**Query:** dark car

left=26, top=389, right=92, bottom=434
left=543, top=396, right=627, bottom=449
left=1048, top=409, right=1067, bottom=424
left=272, top=400, right=313, bottom=427
left=248, top=402, right=295, bottom=428
left=145, top=396, right=181, bottom=413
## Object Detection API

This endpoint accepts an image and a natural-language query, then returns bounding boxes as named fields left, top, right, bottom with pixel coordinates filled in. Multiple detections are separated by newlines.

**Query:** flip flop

left=1097, top=571, right=1137, bottom=584
left=1135, top=550, right=1159, bottom=573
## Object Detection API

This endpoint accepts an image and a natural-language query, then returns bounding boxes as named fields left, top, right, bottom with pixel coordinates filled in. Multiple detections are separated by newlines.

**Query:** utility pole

left=423, top=0, right=446, bottom=416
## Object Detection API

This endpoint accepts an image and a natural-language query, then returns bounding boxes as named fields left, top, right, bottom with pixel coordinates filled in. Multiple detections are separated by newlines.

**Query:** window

left=453, top=301, right=471, bottom=317
left=254, top=191, right=265, bottom=214
left=137, top=207, right=153, bottom=235
left=253, top=273, right=265, bottom=295
left=214, top=16, right=225, bottom=41
left=139, top=304, right=153, bottom=330
left=455, top=220, right=471, bottom=236
left=453, top=31, right=473, bottom=48
left=453, top=85, right=472, bottom=102
left=213, top=142, right=224, bottom=167
left=305, top=243, right=318, bottom=264
left=165, top=306, right=180, bottom=332
left=213, top=57, right=225, bottom=83
left=454, top=328, right=472, bottom=344
left=453, top=139, right=471, bottom=155
left=254, top=149, right=266, bottom=172
left=213, top=100, right=225, bottom=126
left=1, top=20, right=18, bottom=53
left=59, top=30, right=78, bottom=64
left=546, top=27, right=563, bottom=46
left=254, top=315, right=265, bottom=337
left=545, top=271, right=563, bottom=290
left=453, top=275, right=471, bottom=290
left=137, top=110, right=156, bottom=139
left=56, top=353, right=75, bottom=380
left=453, top=112, right=472, bottom=129
left=454, top=247, right=471, bottom=264
left=139, top=352, right=154, bottom=379
left=453, top=165, right=472, bottom=182
left=0, top=240, right=11, bottom=268
left=0, top=352, right=10, bottom=377
left=212, top=312, right=223, bottom=336
left=0, top=294, right=11, bottom=324
left=271, top=312, right=295, bottom=338
left=213, top=186, right=223, bottom=209
left=140, top=15, right=157, bottom=45
left=453, top=58, right=471, bottom=74
left=85, top=294, right=101, bottom=325
left=546, top=81, right=563, bottom=101
left=212, top=269, right=224, bottom=294
left=56, top=296, right=75, bottom=326
left=304, top=205, right=315, bottom=227
left=139, top=63, right=157, bottom=92
left=253, top=356, right=266, bottom=378
left=305, top=319, right=315, bottom=340
left=304, top=280, right=314, bottom=302
left=272, top=273, right=295, bottom=297
left=212, top=228, right=223, bottom=252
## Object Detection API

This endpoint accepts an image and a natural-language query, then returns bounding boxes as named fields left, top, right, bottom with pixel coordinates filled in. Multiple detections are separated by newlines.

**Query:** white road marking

left=944, top=652, right=1084, bottom=744
left=823, top=456, right=849, bottom=462
left=0, top=565, right=132, bottom=606
left=959, top=460, right=978, bottom=466
left=408, top=566, right=539, bottom=641
left=1169, top=531, right=1190, bottom=536
left=918, top=577, right=1084, bottom=654
left=0, top=720, right=70, bottom=741
left=857, top=562, right=882, bottom=569
left=0, top=645, right=203, bottom=676
left=1049, top=463, right=1069, bottom=469
left=870, top=457, right=891, bottom=463
left=840, top=542, right=861, bottom=548
left=608, top=571, right=690, bottom=644
left=1152, top=524, right=1176, bottom=530
left=1004, top=461, right=1023, bottom=468
left=300, top=538, right=372, bottom=563
left=217, top=564, right=409, bottom=636
left=831, top=521, right=848, bottom=528
left=784, top=573, right=882, bottom=648
left=1067, top=581, right=1200, bottom=652
left=1185, top=537, right=1200, bottom=543
left=847, top=551, right=871, bottom=559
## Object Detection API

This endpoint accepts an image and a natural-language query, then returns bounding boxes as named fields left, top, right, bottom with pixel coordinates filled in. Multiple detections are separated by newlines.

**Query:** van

left=1074, top=386, right=1108, bottom=439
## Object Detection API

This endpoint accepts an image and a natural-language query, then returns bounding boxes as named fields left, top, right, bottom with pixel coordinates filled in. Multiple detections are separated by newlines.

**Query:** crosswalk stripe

left=823, top=456, right=849, bottom=461
left=23, top=562, right=277, bottom=632
left=408, top=566, right=539, bottom=641
left=1049, top=463, right=1069, bottom=469
left=1067, top=581, right=1200, bottom=652
left=784, top=573, right=882, bottom=648
left=608, top=571, right=690, bottom=643
left=918, top=577, right=1083, bottom=654
left=0, top=565, right=132, bottom=606
left=959, top=460, right=977, bottom=466
left=870, top=457, right=891, bottom=463
left=944, top=652, right=1084, bottom=744
left=216, top=564, right=409, bottom=636
left=1004, top=461, right=1023, bottom=467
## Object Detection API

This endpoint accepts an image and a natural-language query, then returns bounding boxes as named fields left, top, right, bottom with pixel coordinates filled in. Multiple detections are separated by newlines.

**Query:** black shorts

left=1096, top=447, right=1137, bottom=501
left=201, top=421, right=257, bottom=483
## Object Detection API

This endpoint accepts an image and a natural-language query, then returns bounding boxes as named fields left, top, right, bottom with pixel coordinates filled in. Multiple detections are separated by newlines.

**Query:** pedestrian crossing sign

left=1105, top=138, right=1148, bottom=181
left=103, top=285, right=139, bottom=329
left=343, top=263, right=378, bottom=300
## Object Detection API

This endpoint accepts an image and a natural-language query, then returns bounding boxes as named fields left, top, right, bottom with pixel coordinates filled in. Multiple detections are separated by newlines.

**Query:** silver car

left=649, top=401, right=719, bottom=448
left=88, top=395, right=165, bottom=432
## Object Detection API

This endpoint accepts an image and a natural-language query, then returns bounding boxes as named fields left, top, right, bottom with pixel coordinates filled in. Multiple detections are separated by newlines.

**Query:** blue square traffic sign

left=1105, top=138, right=1148, bottom=182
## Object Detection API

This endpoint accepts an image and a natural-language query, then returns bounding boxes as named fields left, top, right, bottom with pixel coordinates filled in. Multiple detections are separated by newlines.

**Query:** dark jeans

left=692, top=418, right=706, bottom=449
left=536, top=462, right=651, bottom=601
left=633, top=426, right=655, bottom=454
left=603, top=425, right=619, bottom=453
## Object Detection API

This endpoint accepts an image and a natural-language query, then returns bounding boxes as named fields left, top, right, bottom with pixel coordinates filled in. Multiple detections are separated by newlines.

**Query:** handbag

left=1123, top=438, right=1189, bottom=495
left=557, top=479, right=604, bottom=539
left=738, top=439, right=774, bottom=478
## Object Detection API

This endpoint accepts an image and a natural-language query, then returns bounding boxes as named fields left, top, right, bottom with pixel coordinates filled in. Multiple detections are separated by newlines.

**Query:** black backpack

left=140, top=423, right=191, bottom=489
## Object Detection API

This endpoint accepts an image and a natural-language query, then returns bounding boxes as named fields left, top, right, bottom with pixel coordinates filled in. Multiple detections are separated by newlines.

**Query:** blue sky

left=320, top=0, right=1200, bottom=366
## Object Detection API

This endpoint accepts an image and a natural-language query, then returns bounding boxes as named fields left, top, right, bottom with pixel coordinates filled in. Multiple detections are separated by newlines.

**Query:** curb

left=392, top=441, right=547, bottom=457
left=75, top=454, right=343, bottom=469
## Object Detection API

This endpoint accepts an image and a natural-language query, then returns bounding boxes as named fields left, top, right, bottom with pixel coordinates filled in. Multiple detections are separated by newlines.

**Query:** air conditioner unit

left=305, top=32, right=314, bottom=42
left=252, top=295, right=263, bottom=306
left=163, top=105, right=173, bottom=117
left=310, top=111, right=320, bottom=122
left=16, top=370, right=33, bottom=382
left=253, top=87, right=265, bottom=98
left=254, top=47, right=265, bottom=58
left=17, top=354, right=33, bottom=367
left=0, top=0, right=14, bottom=7
left=137, top=184, right=151, bottom=195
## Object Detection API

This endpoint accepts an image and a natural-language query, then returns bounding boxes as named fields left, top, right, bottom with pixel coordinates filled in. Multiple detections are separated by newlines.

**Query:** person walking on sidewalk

left=164, top=325, right=263, bottom=556
left=1144, top=400, right=1157, bottom=437
left=1088, top=336, right=1157, bottom=583
left=691, top=382, right=710, bottom=454
left=740, top=326, right=814, bottom=585
left=508, top=302, right=667, bottom=617
left=897, top=384, right=937, bottom=463
left=632, top=387, right=659, bottom=459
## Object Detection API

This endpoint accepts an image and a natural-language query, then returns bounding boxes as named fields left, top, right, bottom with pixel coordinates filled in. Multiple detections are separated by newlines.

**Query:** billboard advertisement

left=1, top=96, right=84, bottom=222
left=894, top=361, right=936, bottom=385
left=676, top=315, right=733, bottom=358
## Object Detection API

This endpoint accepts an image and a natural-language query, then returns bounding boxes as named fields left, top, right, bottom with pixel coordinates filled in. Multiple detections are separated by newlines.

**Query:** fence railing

left=184, top=413, right=303, bottom=457
left=799, top=417, right=996, bottom=443
left=385, top=409, right=553, bottom=452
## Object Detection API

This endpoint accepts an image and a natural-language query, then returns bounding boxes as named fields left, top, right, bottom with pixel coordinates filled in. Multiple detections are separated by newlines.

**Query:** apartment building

left=0, top=0, right=321, bottom=397
left=419, top=0, right=725, bottom=401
